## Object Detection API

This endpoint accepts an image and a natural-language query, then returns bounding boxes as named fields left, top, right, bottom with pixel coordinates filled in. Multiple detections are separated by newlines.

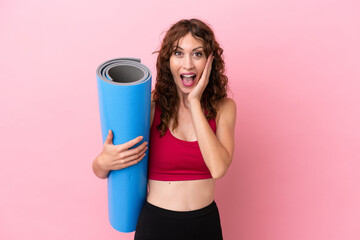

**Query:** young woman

left=93, top=19, right=236, bottom=240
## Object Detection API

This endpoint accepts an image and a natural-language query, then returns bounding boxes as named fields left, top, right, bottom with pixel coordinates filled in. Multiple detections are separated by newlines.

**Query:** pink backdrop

left=1, top=0, right=359, bottom=239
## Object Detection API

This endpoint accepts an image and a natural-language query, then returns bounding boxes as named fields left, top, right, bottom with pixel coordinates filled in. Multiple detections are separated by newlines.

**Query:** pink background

left=1, top=0, right=359, bottom=239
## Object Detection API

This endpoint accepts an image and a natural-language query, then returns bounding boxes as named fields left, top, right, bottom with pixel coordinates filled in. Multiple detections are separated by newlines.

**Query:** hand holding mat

left=96, top=58, right=151, bottom=232
left=99, top=130, right=148, bottom=171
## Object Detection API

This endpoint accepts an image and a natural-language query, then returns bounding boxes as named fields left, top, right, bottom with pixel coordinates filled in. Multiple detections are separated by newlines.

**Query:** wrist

left=93, top=156, right=109, bottom=179
left=95, top=153, right=109, bottom=172
left=188, top=98, right=201, bottom=108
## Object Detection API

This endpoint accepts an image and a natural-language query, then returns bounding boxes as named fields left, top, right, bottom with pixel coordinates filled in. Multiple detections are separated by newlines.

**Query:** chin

left=178, top=88, right=191, bottom=95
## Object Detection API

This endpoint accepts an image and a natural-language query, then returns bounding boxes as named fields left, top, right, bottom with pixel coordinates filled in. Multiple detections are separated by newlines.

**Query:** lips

left=180, top=73, right=196, bottom=87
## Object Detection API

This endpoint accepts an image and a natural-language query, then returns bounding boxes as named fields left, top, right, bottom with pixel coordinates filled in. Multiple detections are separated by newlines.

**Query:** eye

left=173, top=51, right=182, bottom=56
left=194, top=51, right=203, bottom=57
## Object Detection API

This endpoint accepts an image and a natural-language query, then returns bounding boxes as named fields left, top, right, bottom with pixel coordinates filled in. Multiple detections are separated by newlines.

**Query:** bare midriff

left=147, top=178, right=215, bottom=211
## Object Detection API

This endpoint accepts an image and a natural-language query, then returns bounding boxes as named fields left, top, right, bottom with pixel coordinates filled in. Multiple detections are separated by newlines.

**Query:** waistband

left=143, top=201, right=218, bottom=219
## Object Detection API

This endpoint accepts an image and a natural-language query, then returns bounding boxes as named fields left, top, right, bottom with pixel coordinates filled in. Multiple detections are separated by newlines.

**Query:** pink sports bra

left=148, top=104, right=216, bottom=181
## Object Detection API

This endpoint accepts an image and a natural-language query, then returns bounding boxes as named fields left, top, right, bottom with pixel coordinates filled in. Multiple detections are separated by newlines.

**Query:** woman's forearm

left=189, top=100, right=232, bottom=179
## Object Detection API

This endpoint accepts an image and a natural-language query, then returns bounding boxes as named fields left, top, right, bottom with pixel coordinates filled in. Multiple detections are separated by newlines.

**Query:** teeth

left=182, top=74, right=195, bottom=77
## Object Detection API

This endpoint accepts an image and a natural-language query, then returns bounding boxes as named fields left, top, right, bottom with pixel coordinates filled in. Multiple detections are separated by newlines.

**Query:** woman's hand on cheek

left=187, top=54, right=214, bottom=104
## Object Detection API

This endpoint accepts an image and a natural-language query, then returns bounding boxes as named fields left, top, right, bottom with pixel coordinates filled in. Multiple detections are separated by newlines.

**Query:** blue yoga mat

left=96, top=58, right=151, bottom=232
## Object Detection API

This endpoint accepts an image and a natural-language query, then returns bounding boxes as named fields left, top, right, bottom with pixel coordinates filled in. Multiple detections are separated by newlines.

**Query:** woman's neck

left=177, top=89, right=191, bottom=110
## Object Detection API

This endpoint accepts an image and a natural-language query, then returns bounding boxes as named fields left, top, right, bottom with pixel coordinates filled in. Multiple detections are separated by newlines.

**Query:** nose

left=182, top=55, right=194, bottom=70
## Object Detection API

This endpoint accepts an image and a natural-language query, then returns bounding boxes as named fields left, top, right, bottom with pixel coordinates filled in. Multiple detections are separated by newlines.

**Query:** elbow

left=210, top=157, right=232, bottom=180
left=211, top=171, right=226, bottom=180
left=211, top=166, right=228, bottom=180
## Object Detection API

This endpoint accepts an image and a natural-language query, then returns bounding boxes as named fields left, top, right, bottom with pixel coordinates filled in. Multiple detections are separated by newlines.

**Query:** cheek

left=170, top=57, right=181, bottom=74
left=196, top=60, right=207, bottom=74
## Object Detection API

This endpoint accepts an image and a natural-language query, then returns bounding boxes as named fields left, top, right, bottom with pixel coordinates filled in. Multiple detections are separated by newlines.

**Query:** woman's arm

left=187, top=55, right=236, bottom=179
left=150, top=92, right=156, bottom=128
left=92, top=132, right=148, bottom=179
left=189, top=97, right=236, bottom=179
left=92, top=94, right=155, bottom=179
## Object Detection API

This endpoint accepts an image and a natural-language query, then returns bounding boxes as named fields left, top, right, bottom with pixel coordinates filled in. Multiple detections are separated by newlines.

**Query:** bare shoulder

left=218, top=97, right=236, bottom=112
left=217, top=97, right=236, bottom=118
left=215, top=98, right=236, bottom=149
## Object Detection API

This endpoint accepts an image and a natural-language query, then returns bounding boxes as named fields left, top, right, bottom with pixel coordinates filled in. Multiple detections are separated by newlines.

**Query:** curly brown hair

left=153, top=18, right=228, bottom=136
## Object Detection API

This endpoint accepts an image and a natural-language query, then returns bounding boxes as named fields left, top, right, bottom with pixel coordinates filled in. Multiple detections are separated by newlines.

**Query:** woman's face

left=169, top=32, right=207, bottom=95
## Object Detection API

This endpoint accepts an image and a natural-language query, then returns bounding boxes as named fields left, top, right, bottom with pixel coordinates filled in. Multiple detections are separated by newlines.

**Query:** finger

left=117, top=146, right=148, bottom=164
left=116, top=153, right=146, bottom=170
left=118, top=136, right=144, bottom=150
left=104, top=130, right=113, bottom=145
left=119, top=141, right=148, bottom=159
left=201, top=54, right=213, bottom=81
left=206, top=54, right=214, bottom=76
left=202, top=55, right=212, bottom=74
left=206, top=53, right=213, bottom=66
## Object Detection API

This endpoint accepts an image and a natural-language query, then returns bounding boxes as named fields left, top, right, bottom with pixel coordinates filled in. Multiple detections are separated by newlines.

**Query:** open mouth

left=180, top=73, right=196, bottom=87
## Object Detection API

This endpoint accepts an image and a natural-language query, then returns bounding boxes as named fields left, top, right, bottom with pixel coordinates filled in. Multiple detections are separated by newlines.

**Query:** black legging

left=134, top=201, right=223, bottom=240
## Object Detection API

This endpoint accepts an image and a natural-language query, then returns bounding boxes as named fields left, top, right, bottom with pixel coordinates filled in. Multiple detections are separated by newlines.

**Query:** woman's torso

left=147, top=179, right=215, bottom=211
left=147, top=101, right=217, bottom=211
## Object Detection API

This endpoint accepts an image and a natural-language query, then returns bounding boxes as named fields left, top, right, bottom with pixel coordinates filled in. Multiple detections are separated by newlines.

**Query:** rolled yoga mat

left=96, top=58, right=151, bottom=232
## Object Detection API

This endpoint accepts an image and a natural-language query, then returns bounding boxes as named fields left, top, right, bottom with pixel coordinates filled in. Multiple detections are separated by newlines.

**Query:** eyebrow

left=173, top=46, right=204, bottom=51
